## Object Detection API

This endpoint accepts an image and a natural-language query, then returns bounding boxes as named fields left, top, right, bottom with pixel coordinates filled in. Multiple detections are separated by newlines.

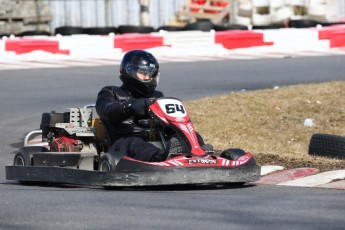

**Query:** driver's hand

left=131, top=98, right=155, bottom=116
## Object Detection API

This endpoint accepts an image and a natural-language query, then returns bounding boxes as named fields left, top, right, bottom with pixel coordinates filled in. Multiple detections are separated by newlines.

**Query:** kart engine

left=41, top=108, right=95, bottom=153
left=50, top=136, right=83, bottom=152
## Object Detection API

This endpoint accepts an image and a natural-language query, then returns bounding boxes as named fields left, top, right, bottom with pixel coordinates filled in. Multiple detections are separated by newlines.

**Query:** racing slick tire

left=13, top=146, right=49, bottom=185
left=220, top=148, right=257, bottom=165
left=220, top=148, right=254, bottom=186
left=308, top=133, right=345, bottom=159
left=13, top=146, right=49, bottom=166
left=98, top=152, right=119, bottom=172
left=220, top=148, right=246, bottom=160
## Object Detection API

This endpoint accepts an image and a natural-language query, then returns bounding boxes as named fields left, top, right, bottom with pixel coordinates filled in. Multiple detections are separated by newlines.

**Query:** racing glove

left=130, top=98, right=155, bottom=117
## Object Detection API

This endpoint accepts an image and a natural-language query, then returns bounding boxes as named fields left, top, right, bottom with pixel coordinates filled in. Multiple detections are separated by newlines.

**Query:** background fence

left=45, top=0, right=185, bottom=30
left=1, top=0, right=345, bottom=35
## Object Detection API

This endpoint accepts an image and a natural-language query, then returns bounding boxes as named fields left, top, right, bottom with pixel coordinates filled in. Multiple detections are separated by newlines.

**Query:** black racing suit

left=95, top=85, right=167, bottom=162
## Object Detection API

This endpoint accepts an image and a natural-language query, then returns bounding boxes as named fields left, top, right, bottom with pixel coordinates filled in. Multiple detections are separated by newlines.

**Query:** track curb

left=258, top=166, right=345, bottom=190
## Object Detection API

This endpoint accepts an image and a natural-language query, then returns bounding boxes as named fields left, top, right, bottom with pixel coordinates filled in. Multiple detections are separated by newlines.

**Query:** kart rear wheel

left=14, top=149, right=31, bottom=166
left=13, top=146, right=49, bottom=166
left=13, top=146, right=49, bottom=185
left=98, top=152, right=118, bottom=172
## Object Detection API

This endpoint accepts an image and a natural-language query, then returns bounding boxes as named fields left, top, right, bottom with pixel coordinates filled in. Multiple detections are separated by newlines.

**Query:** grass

left=184, top=81, right=345, bottom=172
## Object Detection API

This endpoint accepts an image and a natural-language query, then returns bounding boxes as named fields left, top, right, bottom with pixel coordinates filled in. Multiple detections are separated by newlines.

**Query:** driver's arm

left=96, top=86, right=133, bottom=123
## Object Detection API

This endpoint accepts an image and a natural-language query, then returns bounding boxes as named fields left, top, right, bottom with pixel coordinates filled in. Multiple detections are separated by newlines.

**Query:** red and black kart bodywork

left=6, top=98, right=260, bottom=187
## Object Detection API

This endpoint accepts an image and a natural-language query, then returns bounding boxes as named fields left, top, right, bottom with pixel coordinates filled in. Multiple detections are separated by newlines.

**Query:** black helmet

left=119, top=50, right=159, bottom=97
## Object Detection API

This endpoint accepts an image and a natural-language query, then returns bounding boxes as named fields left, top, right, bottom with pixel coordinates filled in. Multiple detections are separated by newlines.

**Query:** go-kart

left=6, top=97, right=260, bottom=187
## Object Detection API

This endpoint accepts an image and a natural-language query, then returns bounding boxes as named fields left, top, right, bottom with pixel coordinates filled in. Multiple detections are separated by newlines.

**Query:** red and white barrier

left=315, top=25, right=345, bottom=47
left=1, top=27, right=344, bottom=61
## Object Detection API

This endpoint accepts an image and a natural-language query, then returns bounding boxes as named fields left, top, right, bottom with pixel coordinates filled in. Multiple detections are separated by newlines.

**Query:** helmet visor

left=125, top=62, right=158, bottom=82
left=135, top=65, right=158, bottom=78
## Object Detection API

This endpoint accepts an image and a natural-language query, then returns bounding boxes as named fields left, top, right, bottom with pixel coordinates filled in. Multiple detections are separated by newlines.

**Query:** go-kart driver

left=96, top=50, right=207, bottom=162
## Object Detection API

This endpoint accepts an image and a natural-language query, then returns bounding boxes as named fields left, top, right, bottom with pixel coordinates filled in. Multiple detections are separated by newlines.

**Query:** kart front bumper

left=6, top=164, right=261, bottom=187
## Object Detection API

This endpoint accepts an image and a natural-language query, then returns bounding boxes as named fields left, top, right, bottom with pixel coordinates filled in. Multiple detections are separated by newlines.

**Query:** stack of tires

left=54, top=25, right=156, bottom=35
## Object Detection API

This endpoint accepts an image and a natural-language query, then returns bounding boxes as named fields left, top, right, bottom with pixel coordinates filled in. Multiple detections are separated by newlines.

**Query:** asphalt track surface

left=0, top=55, right=345, bottom=229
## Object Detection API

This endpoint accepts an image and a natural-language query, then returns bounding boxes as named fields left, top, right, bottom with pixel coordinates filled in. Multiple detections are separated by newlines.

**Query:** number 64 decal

left=165, top=104, right=185, bottom=114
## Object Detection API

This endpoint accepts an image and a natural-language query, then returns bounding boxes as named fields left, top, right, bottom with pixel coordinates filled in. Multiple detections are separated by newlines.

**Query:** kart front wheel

left=220, top=148, right=257, bottom=167
left=220, top=148, right=246, bottom=160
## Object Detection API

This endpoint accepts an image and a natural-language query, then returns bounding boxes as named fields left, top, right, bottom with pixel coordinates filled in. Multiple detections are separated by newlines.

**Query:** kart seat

left=99, top=119, right=116, bottom=152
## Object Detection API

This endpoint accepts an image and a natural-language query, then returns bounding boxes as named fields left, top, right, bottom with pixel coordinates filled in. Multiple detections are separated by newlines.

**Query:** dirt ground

left=185, top=81, right=345, bottom=172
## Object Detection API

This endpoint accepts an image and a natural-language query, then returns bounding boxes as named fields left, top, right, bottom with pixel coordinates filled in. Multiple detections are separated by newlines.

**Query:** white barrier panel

left=0, top=39, right=4, bottom=54
left=156, top=30, right=215, bottom=47
left=57, top=34, right=122, bottom=58
left=150, top=30, right=228, bottom=57
left=262, top=28, right=330, bottom=50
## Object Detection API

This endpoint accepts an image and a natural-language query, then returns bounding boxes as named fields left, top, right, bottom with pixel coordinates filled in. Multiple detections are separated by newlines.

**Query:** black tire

left=220, top=148, right=246, bottom=160
left=54, top=26, right=84, bottom=36
left=14, top=148, right=32, bottom=166
left=183, top=20, right=214, bottom=32
left=252, top=24, right=285, bottom=30
left=320, top=21, right=345, bottom=27
left=0, top=33, right=11, bottom=37
left=14, top=146, right=49, bottom=185
left=220, top=148, right=257, bottom=166
left=168, top=136, right=184, bottom=153
left=309, top=133, right=345, bottom=159
left=16, top=30, right=51, bottom=37
left=213, top=23, right=248, bottom=31
left=117, top=25, right=155, bottom=34
left=82, top=27, right=118, bottom=35
left=167, top=132, right=211, bottom=154
left=98, top=152, right=118, bottom=172
left=13, top=146, right=49, bottom=166
left=156, top=26, right=184, bottom=32
left=288, top=19, right=320, bottom=28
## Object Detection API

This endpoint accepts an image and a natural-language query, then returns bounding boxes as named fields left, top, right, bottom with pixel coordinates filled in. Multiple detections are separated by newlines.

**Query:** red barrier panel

left=114, top=34, right=164, bottom=52
left=330, top=31, right=345, bottom=47
left=215, top=31, right=273, bottom=49
left=5, top=39, right=69, bottom=55
left=317, top=25, right=345, bottom=40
